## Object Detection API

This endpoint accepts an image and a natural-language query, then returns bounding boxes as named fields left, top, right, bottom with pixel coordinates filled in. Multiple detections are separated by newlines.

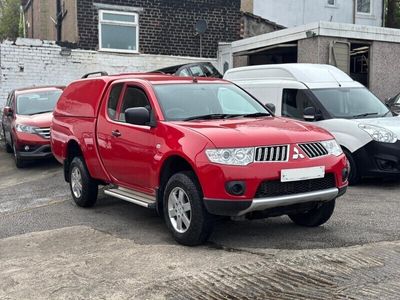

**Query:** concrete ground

left=1, top=145, right=400, bottom=299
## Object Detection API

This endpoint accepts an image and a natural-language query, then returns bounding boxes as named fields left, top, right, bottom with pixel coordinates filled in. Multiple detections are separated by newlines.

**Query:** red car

left=51, top=73, right=348, bottom=245
left=2, top=86, right=64, bottom=168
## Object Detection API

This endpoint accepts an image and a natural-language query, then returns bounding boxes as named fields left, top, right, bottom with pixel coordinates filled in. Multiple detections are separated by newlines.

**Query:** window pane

left=101, top=24, right=137, bottom=51
left=103, top=13, right=135, bottom=23
left=357, top=0, right=371, bottom=13
left=327, top=0, right=335, bottom=5
left=16, top=90, right=63, bottom=115
left=119, top=87, right=150, bottom=122
left=108, top=83, right=123, bottom=120
left=154, top=83, right=267, bottom=121
left=282, top=89, right=315, bottom=119
left=189, top=66, right=205, bottom=77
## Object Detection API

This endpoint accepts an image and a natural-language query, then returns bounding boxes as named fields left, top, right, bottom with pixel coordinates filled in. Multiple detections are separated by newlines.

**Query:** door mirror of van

left=303, top=107, right=317, bottom=121
left=125, top=107, right=150, bottom=126
left=3, top=106, right=13, bottom=117
left=265, top=103, right=276, bottom=114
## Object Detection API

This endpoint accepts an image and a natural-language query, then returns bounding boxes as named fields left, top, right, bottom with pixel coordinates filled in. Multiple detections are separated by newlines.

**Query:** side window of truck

left=119, top=86, right=151, bottom=122
left=107, top=83, right=123, bottom=120
left=282, top=89, right=315, bottom=119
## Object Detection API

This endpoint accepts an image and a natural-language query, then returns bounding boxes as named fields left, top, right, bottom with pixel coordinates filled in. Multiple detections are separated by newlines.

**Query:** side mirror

left=125, top=107, right=151, bottom=126
left=3, top=106, right=13, bottom=117
left=303, top=106, right=317, bottom=121
left=265, top=103, right=276, bottom=114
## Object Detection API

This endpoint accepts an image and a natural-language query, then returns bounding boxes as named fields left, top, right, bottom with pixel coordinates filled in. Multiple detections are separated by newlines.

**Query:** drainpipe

left=56, top=0, right=62, bottom=42
left=382, top=0, right=386, bottom=27
left=353, top=0, right=356, bottom=24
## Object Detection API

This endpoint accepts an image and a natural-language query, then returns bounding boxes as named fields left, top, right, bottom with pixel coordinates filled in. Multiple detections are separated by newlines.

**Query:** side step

left=104, top=186, right=156, bottom=209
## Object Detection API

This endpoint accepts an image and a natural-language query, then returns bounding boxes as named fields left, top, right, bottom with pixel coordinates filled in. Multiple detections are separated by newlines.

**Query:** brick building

left=23, top=0, right=242, bottom=58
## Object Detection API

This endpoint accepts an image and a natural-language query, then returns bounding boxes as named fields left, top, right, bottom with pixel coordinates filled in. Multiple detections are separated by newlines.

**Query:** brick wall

left=77, top=0, right=241, bottom=58
left=0, top=38, right=216, bottom=107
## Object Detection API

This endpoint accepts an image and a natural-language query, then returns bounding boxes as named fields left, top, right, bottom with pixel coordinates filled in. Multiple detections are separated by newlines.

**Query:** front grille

left=35, top=127, right=51, bottom=139
left=255, top=173, right=336, bottom=198
left=298, top=142, right=328, bottom=158
left=255, top=145, right=288, bottom=162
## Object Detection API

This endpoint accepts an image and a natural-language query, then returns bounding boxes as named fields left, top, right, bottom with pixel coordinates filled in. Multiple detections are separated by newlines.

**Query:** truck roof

left=79, top=73, right=227, bottom=85
left=224, top=64, right=360, bottom=88
left=54, top=73, right=228, bottom=118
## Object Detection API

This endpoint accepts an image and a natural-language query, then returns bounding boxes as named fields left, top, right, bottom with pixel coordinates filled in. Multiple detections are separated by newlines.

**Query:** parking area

left=1, top=147, right=400, bottom=299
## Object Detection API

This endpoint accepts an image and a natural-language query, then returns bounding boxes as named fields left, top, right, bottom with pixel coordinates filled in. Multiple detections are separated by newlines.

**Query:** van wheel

left=289, top=199, right=335, bottom=227
left=12, top=142, right=24, bottom=168
left=2, top=129, right=12, bottom=153
left=69, top=157, right=98, bottom=207
left=344, top=149, right=360, bottom=185
left=163, top=172, right=214, bottom=246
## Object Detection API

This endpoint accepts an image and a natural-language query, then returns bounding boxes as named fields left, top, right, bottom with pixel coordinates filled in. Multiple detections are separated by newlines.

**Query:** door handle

left=112, top=130, right=121, bottom=137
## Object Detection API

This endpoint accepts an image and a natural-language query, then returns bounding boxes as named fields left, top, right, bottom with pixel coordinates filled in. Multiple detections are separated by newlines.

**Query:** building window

left=357, top=0, right=372, bottom=14
left=99, top=10, right=139, bottom=53
left=327, top=0, right=336, bottom=6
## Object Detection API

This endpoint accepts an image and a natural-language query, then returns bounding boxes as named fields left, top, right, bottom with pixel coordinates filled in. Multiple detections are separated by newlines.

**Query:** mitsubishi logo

left=292, top=147, right=305, bottom=160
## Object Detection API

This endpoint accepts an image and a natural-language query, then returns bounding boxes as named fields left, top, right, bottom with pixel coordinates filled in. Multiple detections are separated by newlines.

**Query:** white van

left=224, top=64, right=400, bottom=184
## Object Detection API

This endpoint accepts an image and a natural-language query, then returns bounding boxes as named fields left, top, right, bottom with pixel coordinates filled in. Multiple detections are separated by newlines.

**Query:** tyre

left=163, top=172, right=214, bottom=246
left=344, top=149, right=361, bottom=185
left=2, top=129, right=12, bottom=153
left=69, top=157, right=98, bottom=207
left=12, top=142, right=24, bottom=168
left=288, top=199, right=335, bottom=227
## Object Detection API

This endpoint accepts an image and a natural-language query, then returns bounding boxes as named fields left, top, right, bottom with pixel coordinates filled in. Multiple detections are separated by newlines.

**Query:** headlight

left=359, top=124, right=397, bottom=143
left=320, top=139, right=343, bottom=156
left=205, top=147, right=255, bottom=166
left=16, top=124, right=38, bottom=134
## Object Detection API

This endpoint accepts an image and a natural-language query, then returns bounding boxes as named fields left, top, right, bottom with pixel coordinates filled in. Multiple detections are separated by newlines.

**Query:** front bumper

left=354, top=140, right=400, bottom=177
left=17, top=145, right=53, bottom=160
left=204, top=187, right=347, bottom=216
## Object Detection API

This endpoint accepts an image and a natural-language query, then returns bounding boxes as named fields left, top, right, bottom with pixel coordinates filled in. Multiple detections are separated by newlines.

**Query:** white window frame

left=356, top=0, right=373, bottom=15
left=98, top=10, right=139, bottom=54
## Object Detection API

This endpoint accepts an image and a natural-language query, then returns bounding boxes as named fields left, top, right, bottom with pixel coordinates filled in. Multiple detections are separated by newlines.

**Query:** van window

left=282, top=89, right=316, bottom=119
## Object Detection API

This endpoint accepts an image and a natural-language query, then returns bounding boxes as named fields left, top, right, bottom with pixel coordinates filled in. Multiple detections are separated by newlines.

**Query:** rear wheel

left=2, top=129, right=12, bottom=153
left=163, top=172, right=214, bottom=246
left=344, top=149, right=360, bottom=185
left=289, top=199, right=335, bottom=227
left=69, top=157, right=98, bottom=207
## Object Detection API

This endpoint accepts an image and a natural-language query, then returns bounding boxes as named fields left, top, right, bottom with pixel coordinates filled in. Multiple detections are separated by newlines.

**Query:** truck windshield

left=311, top=87, right=392, bottom=119
left=153, top=83, right=269, bottom=121
left=16, top=89, right=63, bottom=115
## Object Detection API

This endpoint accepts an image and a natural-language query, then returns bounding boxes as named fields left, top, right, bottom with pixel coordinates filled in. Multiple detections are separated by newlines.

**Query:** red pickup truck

left=51, top=73, right=348, bottom=245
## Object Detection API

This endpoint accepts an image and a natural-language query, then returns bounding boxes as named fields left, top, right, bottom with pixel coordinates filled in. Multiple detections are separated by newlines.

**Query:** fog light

left=24, top=145, right=30, bottom=151
left=225, top=181, right=246, bottom=196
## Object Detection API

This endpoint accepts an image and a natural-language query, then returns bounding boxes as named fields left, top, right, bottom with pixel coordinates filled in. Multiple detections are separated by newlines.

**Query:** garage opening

left=233, top=42, right=298, bottom=68
left=350, top=43, right=370, bottom=87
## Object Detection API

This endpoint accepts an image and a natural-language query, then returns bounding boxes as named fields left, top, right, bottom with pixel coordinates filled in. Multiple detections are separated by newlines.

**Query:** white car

left=225, top=64, right=400, bottom=184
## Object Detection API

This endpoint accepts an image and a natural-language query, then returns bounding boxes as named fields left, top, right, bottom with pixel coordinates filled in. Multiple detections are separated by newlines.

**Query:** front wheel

left=12, top=142, right=24, bottom=168
left=69, top=157, right=98, bottom=207
left=289, top=199, right=335, bottom=227
left=163, top=172, right=214, bottom=246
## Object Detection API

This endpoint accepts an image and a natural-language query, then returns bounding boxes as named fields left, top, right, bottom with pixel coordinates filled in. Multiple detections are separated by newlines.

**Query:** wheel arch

left=156, top=154, right=202, bottom=215
left=64, top=139, right=83, bottom=182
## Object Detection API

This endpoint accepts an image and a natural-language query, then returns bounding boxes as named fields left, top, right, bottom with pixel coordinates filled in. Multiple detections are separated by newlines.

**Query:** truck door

left=97, top=82, right=156, bottom=193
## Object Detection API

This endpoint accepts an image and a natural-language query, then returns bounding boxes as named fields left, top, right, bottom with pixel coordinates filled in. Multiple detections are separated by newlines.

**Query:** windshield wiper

left=351, top=112, right=378, bottom=119
left=242, top=112, right=271, bottom=118
left=183, top=114, right=231, bottom=121
left=30, top=110, right=52, bottom=115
